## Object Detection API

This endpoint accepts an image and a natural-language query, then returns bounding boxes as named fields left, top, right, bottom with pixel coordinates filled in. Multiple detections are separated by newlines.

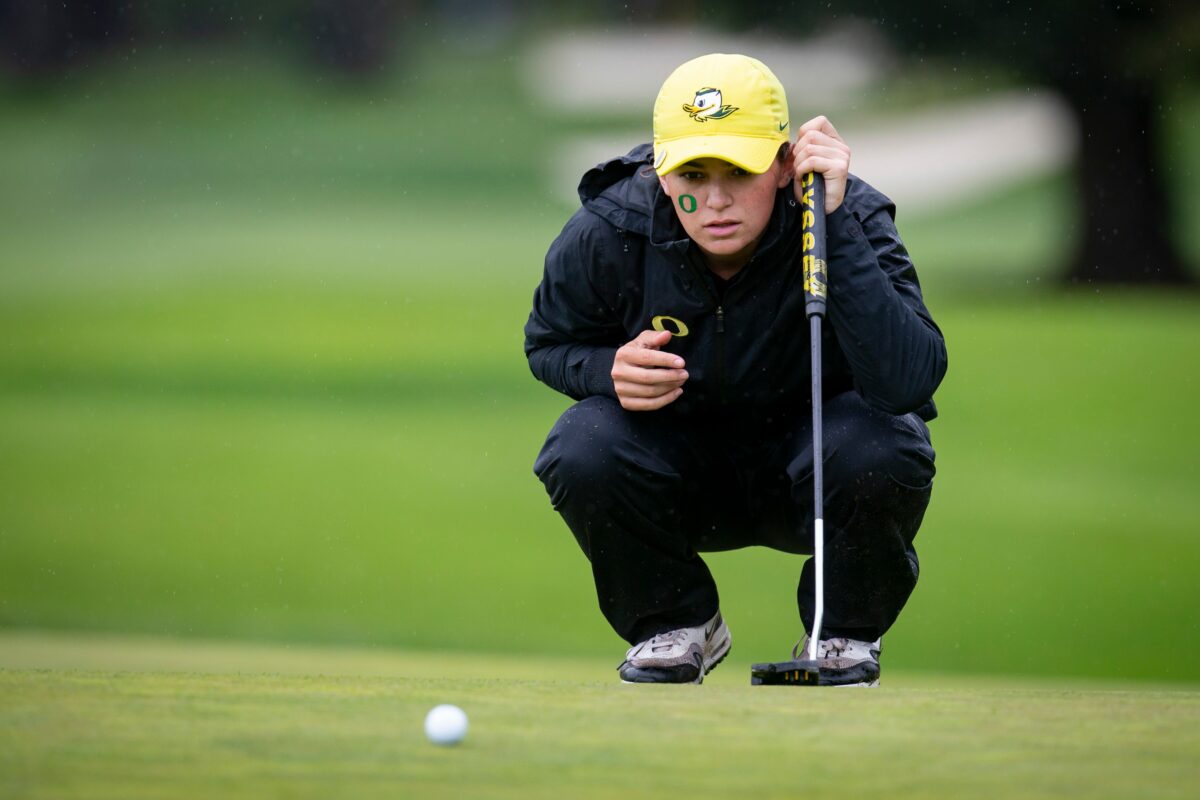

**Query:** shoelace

left=823, top=638, right=850, bottom=658
left=649, top=628, right=688, bottom=652
left=792, top=636, right=853, bottom=660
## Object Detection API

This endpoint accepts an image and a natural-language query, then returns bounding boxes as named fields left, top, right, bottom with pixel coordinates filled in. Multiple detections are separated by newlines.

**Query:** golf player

left=525, top=53, right=946, bottom=686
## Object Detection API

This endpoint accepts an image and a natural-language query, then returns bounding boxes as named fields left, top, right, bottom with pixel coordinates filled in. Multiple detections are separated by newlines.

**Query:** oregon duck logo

left=682, top=88, right=738, bottom=122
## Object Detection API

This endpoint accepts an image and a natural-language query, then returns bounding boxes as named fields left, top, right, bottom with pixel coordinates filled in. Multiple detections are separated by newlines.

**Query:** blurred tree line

left=0, top=0, right=414, bottom=75
left=1, top=0, right=1195, bottom=284
left=807, top=1, right=1199, bottom=285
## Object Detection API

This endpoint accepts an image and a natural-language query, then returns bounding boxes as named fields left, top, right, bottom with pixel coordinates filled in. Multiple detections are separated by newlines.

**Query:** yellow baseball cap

left=653, top=53, right=790, bottom=176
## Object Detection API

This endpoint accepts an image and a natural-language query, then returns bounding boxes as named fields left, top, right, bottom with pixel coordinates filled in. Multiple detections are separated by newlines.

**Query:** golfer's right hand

left=611, top=330, right=688, bottom=411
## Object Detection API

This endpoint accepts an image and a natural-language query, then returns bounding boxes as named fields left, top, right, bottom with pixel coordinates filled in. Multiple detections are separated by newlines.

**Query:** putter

left=751, top=171, right=828, bottom=686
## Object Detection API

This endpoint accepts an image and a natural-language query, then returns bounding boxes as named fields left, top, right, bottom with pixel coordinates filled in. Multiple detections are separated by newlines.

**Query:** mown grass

left=2, top=632, right=1199, bottom=800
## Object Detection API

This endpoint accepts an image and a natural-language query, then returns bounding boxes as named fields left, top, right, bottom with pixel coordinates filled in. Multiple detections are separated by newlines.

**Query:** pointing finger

left=634, top=329, right=673, bottom=349
left=626, top=347, right=685, bottom=369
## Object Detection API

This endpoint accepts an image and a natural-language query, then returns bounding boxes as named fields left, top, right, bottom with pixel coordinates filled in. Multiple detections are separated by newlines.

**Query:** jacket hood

left=577, top=143, right=661, bottom=238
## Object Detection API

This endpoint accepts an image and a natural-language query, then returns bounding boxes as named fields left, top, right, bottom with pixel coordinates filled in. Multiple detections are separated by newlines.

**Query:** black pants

left=533, top=391, right=936, bottom=646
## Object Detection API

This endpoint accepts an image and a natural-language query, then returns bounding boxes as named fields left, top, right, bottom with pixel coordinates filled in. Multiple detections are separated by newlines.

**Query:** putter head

left=750, top=658, right=821, bottom=686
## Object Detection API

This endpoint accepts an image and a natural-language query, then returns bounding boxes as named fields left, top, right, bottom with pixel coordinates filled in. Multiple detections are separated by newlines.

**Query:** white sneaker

left=618, top=611, right=731, bottom=684
left=792, top=635, right=882, bottom=687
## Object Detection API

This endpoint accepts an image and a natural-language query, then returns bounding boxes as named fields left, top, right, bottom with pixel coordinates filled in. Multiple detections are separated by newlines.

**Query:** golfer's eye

left=680, top=171, right=704, bottom=181
left=731, top=168, right=750, bottom=177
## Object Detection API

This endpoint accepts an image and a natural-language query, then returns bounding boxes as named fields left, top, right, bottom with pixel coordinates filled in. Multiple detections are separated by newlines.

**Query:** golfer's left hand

left=792, top=116, right=851, bottom=214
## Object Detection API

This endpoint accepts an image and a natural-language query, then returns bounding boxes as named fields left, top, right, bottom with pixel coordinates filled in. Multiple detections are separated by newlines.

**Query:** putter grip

left=801, top=172, right=828, bottom=318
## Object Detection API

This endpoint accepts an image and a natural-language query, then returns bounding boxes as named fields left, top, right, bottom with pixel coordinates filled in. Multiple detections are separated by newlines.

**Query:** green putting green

left=2, top=632, right=1197, bottom=800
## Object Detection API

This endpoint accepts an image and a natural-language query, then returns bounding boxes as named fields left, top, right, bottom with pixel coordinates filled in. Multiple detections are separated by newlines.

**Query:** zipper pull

left=716, top=306, right=725, bottom=333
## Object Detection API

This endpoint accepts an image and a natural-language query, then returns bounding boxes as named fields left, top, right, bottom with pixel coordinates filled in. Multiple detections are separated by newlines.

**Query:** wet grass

left=2, top=632, right=1198, bottom=800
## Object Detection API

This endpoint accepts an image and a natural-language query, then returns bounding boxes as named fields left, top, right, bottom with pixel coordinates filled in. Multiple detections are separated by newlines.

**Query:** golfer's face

left=660, top=157, right=787, bottom=266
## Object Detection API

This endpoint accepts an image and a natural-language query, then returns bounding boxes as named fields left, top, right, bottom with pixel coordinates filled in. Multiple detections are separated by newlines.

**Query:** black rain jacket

left=524, top=144, right=947, bottom=421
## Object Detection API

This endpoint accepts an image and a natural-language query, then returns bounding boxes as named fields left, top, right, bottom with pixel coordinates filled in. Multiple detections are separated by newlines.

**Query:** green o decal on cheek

left=678, top=194, right=697, bottom=213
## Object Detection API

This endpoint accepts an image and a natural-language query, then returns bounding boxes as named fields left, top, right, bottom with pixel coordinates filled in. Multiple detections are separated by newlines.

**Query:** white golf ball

left=424, top=704, right=468, bottom=746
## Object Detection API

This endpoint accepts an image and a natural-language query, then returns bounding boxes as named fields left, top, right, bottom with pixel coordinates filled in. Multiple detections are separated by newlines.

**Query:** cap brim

left=654, top=134, right=784, bottom=176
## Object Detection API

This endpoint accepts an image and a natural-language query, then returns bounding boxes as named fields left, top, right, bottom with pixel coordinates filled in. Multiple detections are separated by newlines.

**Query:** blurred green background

left=1, top=3, right=1198, bottom=684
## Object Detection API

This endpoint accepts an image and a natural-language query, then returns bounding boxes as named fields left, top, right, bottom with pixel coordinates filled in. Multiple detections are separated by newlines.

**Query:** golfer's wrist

left=583, top=347, right=620, bottom=398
